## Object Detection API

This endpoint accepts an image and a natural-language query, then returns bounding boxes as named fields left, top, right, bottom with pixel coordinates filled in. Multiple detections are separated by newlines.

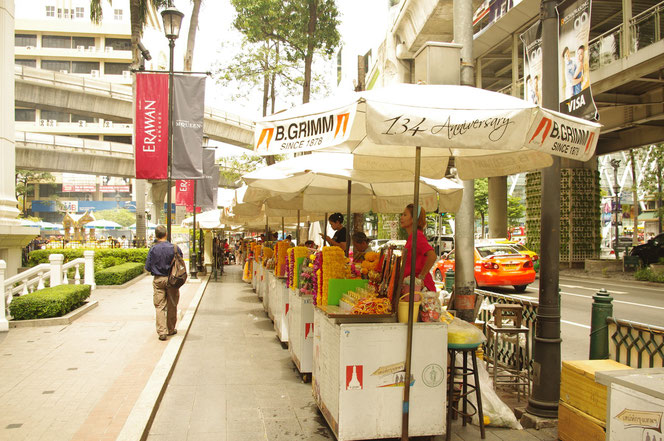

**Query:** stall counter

left=289, top=288, right=314, bottom=377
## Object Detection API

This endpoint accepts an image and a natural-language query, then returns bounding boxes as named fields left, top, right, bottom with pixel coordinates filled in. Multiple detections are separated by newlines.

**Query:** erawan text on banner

left=254, top=103, right=357, bottom=155
left=558, top=0, right=598, bottom=120
left=135, top=73, right=168, bottom=179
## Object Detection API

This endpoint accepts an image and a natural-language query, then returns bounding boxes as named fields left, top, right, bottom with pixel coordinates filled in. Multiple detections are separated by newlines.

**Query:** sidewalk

left=0, top=273, right=205, bottom=441
left=148, top=266, right=558, bottom=441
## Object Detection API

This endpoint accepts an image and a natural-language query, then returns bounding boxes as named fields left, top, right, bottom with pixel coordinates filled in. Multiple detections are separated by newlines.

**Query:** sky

left=169, top=0, right=391, bottom=157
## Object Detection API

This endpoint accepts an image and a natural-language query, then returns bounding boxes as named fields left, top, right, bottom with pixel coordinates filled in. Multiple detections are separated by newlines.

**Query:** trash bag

left=462, top=354, right=523, bottom=429
left=447, top=317, right=486, bottom=346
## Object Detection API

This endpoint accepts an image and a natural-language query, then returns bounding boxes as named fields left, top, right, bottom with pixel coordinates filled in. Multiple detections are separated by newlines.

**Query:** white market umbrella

left=242, top=153, right=463, bottom=214
left=84, top=220, right=122, bottom=230
left=182, top=209, right=226, bottom=229
left=254, top=84, right=600, bottom=180
left=20, top=219, right=40, bottom=227
left=128, top=222, right=158, bottom=230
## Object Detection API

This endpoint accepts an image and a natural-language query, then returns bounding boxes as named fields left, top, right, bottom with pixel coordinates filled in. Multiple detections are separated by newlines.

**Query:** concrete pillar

left=84, top=250, right=95, bottom=289
left=204, top=230, right=213, bottom=271
left=622, top=0, right=633, bottom=56
left=488, top=176, right=508, bottom=238
left=149, top=180, right=168, bottom=224
left=49, top=253, right=63, bottom=287
left=0, top=0, right=38, bottom=276
left=0, top=259, right=8, bottom=331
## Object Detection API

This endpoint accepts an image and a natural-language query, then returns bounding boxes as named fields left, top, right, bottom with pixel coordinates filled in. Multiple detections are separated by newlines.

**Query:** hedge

left=95, top=262, right=145, bottom=286
left=9, top=284, right=91, bottom=320
left=28, top=248, right=149, bottom=271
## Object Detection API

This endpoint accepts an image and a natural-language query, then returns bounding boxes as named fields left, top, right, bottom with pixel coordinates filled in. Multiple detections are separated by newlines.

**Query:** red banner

left=135, top=73, right=168, bottom=179
left=175, top=180, right=200, bottom=213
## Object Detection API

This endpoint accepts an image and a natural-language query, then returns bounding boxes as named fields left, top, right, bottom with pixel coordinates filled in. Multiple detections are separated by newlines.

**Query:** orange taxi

left=434, top=244, right=536, bottom=292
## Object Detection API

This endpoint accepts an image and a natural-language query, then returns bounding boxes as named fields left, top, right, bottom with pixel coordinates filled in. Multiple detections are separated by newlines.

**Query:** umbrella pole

left=265, top=215, right=269, bottom=240
left=282, top=217, right=285, bottom=241
left=296, top=210, right=301, bottom=244
left=401, top=146, right=421, bottom=441
left=346, top=180, right=352, bottom=257
left=191, top=180, right=198, bottom=279
left=323, top=213, right=328, bottom=246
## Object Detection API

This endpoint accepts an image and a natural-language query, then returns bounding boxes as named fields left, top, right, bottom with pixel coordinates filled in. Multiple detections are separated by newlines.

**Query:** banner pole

left=191, top=180, right=198, bottom=279
left=166, top=39, right=175, bottom=242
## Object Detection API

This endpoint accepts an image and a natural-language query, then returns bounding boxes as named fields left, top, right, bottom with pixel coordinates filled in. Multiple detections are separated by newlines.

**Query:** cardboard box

left=558, top=401, right=606, bottom=441
left=560, top=360, right=631, bottom=422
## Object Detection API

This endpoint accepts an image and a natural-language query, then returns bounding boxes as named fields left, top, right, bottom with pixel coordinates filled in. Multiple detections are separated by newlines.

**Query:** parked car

left=428, top=234, right=455, bottom=257
left=369, top=239, right=390, bottom=250
left=489, top=239, right=539, bottom=273
left=434, top=244, right=536, bottom=292
left=630, top=233, right=664, bottom=265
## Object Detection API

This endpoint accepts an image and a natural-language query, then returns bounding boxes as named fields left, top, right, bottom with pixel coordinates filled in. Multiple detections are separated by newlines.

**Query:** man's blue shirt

left=145, top=241, right=183, bottom=276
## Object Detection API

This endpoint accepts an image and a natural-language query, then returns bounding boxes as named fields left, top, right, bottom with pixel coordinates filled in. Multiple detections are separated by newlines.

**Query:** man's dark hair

left=305, top=240, right=315, bottom=247
left=352, top=231, right=368, bottom=243
left=155, top=225, right=167, bottom=239
left=329, top=213, right=344, bottom=223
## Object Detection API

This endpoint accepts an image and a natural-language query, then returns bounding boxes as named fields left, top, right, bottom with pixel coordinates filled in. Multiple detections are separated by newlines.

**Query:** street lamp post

left=611, top=159, right=621, bottom=259
left=161, top=6, right=184, bottom=242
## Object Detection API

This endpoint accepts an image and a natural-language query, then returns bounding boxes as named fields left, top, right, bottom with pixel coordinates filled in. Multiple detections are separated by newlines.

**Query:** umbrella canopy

left=242, top=153, right=464, bottom=214
left=129, top=222, right=158, bottom=230
left=182, top=209, right=226, bottom=229
left=39, top=222, right=63, bottom=231
left=253, top=84, right=601, bottom=179
left=84, top=220, right=123, bottom=229
left=20, top=219, right=40, bottom=227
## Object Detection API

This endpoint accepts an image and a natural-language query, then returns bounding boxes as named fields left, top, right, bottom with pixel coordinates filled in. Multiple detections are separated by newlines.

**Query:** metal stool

left=486, top=304, right=530, bottom=400
left=446, top=343, right=485, bottom=441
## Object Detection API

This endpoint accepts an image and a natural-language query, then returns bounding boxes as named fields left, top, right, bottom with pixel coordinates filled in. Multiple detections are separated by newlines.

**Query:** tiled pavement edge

left=147, top=265, right=558, bottom=441
left=0, top=273, right=208, bottom=441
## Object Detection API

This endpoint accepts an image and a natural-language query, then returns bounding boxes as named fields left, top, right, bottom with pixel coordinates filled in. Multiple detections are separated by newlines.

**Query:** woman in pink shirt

left=400, top=203, right=437, bottom=292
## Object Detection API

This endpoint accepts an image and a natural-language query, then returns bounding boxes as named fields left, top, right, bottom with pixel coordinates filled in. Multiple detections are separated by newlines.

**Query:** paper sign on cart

left=372, top=362, right=415, bottom=388
left=305, top=323, right=313, bottom=339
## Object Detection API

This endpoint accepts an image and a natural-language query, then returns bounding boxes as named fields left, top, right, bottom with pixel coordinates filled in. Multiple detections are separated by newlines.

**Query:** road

left=480, top=276, right=664, bottom=361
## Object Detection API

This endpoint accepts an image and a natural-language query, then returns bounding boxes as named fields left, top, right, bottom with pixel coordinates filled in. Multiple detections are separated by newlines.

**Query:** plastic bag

left=461, top=354, right=523, bottom=429
left=419, top=291, right=442, bottom=322
left=401, top=276, right=425, bottom=294
left=447, top=317, right=486, bottom=345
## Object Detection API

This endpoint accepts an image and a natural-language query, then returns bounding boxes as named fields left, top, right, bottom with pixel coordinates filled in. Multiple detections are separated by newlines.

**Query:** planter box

left=585, top=259, right=623, bottom=273
left=650, top=264, right=664, bottom=274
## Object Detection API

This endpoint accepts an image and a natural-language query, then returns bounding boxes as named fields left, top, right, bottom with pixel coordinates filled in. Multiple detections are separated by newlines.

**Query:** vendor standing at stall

left=400, top=204, right=437, bottom=292
left=320, top=212, right=347, bottom=252
left=351, top=231, right=372, bottom=263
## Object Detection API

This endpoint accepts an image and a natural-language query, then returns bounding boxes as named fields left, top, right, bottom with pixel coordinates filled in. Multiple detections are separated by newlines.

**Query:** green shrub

left=28, top=248, right=149, bottom=269
left=9, top=284, right=91, bottom=320
left=95, top=262, right=145, bottom=285
left=635, top=267, right=664, bottom=283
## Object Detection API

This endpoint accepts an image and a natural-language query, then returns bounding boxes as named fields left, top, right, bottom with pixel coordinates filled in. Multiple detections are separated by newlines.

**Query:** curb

left=9, top=300, right=99, bottom=328
left=115, top=275, right=210, bottom=441
left=559, top=273, right=664, bottom=289
left=95, top=272, right=149, bottom=290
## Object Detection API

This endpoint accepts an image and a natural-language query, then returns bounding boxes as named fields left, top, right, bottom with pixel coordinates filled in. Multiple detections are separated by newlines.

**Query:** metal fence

left=476, top=289, right=538, bottom=372
left=607, top=317, right=664, bottom=368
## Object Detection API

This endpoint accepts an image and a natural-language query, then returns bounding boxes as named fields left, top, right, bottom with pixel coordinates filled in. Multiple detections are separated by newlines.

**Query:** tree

left=507, top=195, right=525, bottom=228
left=230, top=0, right=340, bottom=104
left=474, top=179, right=488, bottom=238
left=15, top=170, right=55, bottom=216
left=218, top=154, right=268, bottom=183
left=184, top=0, right=202, bottom=71
left=638, top=144, right=664, bottom=234
left=93, top=209, right=136, bottom=227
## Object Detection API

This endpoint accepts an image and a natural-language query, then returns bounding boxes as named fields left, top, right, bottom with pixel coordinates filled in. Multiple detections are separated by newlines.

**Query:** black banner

left=196, top=148, right=217, bottom=209
left=558, top=0, right=598, bottom=120
left=172, top=75, right=206, bottom=179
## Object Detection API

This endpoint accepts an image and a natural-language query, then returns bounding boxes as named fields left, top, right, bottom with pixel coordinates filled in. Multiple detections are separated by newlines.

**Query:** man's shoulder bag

left=168, top=244, right=188, bottom=288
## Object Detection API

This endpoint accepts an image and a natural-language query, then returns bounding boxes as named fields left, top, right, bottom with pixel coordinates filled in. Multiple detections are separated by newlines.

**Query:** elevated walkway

left=14, top=65, right=255, bottom=148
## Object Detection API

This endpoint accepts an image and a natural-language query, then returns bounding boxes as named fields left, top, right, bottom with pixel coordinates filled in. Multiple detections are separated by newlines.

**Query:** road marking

left=561, top=320, right=590, bottom=329
left=560, top=284, right=627, bottom=294
left=560, top=291, right=664, bottom=311
left=559, top=277, right=664, bottom=293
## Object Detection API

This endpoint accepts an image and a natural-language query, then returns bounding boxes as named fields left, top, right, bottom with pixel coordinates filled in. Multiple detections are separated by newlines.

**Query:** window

left=105, top=38, right=131, bottom=51
left=41, top=110, right=71, bottom=123
left=114, top=9, right=123, bottom=20
left=15, top=34, right=37, bottom=47
left=71, top=114, right=97, bottom=123
left=15, top=59, right=37, bottom=68
left=45, top=5, right=55, bottom=17
left=72, top=61, right=100, bottom=74
left=57, top=8, right=62, bottom=18
left=104, top=62, right=130, bottom=75
left=105, top=136, right=132, bottom=144
left=41, top=60, right=71, bottom=72
left=63, top=9, right=70, bottom=19
left=42, top=35, right=72, bottom=49
left=15, top=109, right=36, bottom=122
left=73, top=36, right=95, bottom=49
left=75, top=7, right=84, bottom=18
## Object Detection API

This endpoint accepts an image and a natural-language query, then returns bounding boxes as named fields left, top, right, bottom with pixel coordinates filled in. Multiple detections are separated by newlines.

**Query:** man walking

left=145, top=225, right=182, bottom=341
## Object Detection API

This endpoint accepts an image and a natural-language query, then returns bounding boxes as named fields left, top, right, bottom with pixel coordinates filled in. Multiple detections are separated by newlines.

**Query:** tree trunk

left=184, top=0, right=202, bottom=72
left=303, top=0, right=317, bottom=104
left=262, top=71, right=269, bottom=117
left=481, top=214, right=485, bottom=239
left=629, top=149, right=639, bottom=245
left=353, top=213, right=363, bottom=233
left=659, top=160, right=663, bottom=234
left=271, top=42, right=278, bottom=114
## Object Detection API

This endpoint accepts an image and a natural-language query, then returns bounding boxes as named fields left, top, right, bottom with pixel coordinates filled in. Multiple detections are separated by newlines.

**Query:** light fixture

left=161, top=7, right=184, bottom=40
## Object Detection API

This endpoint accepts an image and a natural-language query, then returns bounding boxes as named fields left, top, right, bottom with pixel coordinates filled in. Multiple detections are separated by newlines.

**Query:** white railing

left=0, top=251, right=95, bottom=331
